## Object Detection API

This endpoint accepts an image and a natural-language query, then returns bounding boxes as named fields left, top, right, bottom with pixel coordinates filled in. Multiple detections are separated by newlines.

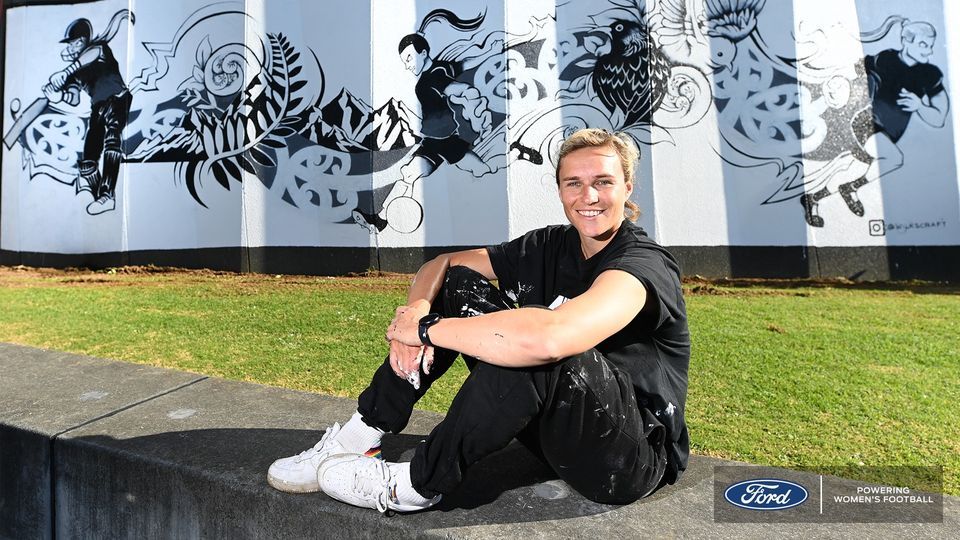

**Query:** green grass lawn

left=1, top=267, right=957, bottom=495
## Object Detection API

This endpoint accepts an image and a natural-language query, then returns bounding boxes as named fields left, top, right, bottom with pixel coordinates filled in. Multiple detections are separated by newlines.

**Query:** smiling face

left=902, top=34, right=934, bottom=65
left=61, top=37, right=86, bottom=62
left=400, top=44, right=429, bottom=76
left=557, top=144, right=634, bottom=256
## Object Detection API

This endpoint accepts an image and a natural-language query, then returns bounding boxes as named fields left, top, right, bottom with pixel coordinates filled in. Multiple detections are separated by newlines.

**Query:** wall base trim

left=2, top=245, right=958, bottom=281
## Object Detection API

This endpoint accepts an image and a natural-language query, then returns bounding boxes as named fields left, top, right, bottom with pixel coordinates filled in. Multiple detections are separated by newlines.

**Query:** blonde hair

left=902, top=21, right=936, bottom=43
left=555, top=128, right=641, bottom=222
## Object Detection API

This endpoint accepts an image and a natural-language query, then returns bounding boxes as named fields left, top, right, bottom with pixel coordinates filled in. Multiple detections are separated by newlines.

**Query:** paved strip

left=2, top=344, right=957, bottom=538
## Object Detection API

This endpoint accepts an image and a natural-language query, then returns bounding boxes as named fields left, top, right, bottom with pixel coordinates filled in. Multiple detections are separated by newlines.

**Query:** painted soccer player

left=801, top=20, right=949, bottom=227
left=270, top=129, right=690, bottom=513
left=352, top=9, right=499, bottom=233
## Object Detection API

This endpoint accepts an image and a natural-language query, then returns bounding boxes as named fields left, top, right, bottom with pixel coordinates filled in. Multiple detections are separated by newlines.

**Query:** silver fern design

left=130, top=33, right=313, bottom=206
left=130, top=32, right=421, bottom=208
left=182, top=33, right=310, bottom=206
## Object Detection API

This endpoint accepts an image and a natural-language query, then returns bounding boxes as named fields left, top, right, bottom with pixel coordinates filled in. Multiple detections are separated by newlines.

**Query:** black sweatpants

left=357, top=266, right=667, bottom=504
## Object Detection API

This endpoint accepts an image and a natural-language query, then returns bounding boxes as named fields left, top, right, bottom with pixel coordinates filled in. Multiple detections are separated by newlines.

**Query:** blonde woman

left=269, top=128, right=690, bottom=513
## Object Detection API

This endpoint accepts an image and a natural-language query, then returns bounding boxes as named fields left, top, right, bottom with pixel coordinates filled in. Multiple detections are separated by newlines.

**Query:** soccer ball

left=385, top=196, right=423, bottom=234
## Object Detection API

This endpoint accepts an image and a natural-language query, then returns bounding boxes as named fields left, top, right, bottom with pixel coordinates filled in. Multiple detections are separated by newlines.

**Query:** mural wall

left=2, top=0, right=958, bottom=275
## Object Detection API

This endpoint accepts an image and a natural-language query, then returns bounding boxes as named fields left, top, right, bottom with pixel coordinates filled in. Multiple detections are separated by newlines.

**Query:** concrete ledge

left=1, top=343, right=957, bottom=539
left=0, top=344, right=203, bottom=540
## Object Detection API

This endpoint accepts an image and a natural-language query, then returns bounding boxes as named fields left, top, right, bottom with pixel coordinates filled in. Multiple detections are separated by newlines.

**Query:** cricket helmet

left=60, top=18, right=93, bottom=43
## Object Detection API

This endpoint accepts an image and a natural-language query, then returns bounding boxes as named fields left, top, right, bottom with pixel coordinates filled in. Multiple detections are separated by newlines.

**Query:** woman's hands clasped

left=386, top=306, right=435, bottom=388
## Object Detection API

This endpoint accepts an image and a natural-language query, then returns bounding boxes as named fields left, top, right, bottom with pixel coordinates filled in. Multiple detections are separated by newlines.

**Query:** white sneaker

left=318, top=455, right=440, bottom=513
left=86, top=194, right=115, bottom=216
left=267, top=423, right=382, bottom=493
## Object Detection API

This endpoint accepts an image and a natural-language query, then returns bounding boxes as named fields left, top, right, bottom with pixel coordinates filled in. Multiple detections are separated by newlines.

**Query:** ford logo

left=723, top=478, right=808, bottom=510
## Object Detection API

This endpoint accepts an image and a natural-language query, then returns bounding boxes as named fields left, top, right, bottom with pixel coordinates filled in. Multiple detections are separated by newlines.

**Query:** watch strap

left=418, top=313, right=441, bottom=346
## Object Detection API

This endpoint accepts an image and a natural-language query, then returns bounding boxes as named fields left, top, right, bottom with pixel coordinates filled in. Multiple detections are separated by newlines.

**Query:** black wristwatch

left=418, top=313, right=442, bottom=346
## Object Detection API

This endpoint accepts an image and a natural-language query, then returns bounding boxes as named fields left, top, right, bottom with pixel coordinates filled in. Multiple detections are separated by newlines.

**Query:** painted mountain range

left=305, top=88, right=420, bottom=153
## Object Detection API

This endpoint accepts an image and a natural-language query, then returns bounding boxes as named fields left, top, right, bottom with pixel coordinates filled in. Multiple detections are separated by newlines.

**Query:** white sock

left=388, top=462, right=435, bottom=506
left=336, top=411, right=384, bottom=453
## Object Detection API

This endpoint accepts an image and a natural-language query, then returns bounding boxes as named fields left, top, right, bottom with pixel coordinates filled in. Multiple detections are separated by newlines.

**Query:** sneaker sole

left=266, top=472, right=321, bottom=494
left=386, top=495, right=442, bottom=513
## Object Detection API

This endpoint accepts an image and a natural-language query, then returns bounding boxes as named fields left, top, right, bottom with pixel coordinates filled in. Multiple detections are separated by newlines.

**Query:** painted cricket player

left=41, top=12, right=134, bottom=215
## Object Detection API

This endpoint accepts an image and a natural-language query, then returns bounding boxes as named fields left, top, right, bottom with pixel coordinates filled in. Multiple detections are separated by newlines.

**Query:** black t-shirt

left=66, top=43, right=127, bottom=104
left=486, top=221, right=690, bottom=483
left=416, top=61, right=459, bottom=139
left=866, top=49, right=944, bottom=142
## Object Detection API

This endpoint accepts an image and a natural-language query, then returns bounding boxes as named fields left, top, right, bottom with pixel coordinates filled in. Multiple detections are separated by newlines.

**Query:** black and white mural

left=2, top=0, right=957, bottom=257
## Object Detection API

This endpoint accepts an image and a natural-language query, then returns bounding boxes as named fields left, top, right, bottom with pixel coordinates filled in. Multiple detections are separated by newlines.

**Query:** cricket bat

left=3, top=97, right=49, bottom=150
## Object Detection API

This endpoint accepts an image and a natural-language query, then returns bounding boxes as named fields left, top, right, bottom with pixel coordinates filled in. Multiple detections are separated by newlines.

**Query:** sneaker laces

left=351, top=458, right=393, bottom=513
left=295, top=423, right=341, bottom=462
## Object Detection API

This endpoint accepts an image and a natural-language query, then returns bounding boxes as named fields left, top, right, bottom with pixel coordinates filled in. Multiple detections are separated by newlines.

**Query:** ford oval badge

left=723, top=478, right=809, bottom=510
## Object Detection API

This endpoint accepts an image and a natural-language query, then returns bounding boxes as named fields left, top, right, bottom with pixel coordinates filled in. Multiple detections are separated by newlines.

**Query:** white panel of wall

left=237, top=0, right=375, bottom=249
left=797, top=0, right=960, bottom=247
left=505, top=0, right=583, bottom=241
left=369, top=0, right=511, bottom=249
left=4, top=1, right=132, bottom=254
left=123, top=0, right=243, bottom=251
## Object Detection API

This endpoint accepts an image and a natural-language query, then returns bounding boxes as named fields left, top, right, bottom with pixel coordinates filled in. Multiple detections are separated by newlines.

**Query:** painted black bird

left=592, top=19, right=673, bottom=127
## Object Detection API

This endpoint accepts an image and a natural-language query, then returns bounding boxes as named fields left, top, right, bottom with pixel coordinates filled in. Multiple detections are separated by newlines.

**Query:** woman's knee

left=443, top=265, right=487, bottom=287
left=439, top=265, right=508, bottom=317
left=555, top=350, right=618, bottom=390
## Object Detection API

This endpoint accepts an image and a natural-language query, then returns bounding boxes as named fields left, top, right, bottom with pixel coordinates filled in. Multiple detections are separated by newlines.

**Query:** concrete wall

left=1, top=0, right=959, bottom=279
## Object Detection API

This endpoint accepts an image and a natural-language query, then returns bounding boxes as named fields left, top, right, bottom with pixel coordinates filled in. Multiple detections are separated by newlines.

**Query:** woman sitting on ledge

left=267, top=128, right=690, bottom=513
